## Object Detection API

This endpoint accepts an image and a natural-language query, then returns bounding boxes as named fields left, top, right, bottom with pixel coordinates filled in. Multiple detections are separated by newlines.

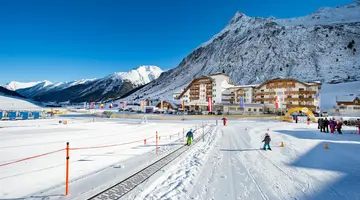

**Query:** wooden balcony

left=189, top=97, right=200, bottom=100
left=284, top=98, right=313, bottom=102
left=253, top=97, right=276, bottom=102
left=286, top=104, right=316, bottom=110
left=284, top=91, right=317, bottom=95
left=254, top=91, right=276, bottom=96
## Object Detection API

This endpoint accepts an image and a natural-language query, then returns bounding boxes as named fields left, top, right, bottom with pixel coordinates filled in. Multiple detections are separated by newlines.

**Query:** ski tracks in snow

left=244, top=123, right=346, bottom=199
left=130, top=126, right=219, bottom=200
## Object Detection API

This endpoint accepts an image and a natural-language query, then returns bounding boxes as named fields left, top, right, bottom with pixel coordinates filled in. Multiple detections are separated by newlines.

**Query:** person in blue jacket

left=186, top=129, right=194, bottom=146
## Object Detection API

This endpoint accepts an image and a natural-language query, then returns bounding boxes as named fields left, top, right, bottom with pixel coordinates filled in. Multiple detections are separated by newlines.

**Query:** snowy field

left=124, top=120, right=360, bottom=200
left=0, top=115, right=202, bottom=199
left=0, top=94, right=42, bottom=110
left=1, top=115, right=360, bottom=200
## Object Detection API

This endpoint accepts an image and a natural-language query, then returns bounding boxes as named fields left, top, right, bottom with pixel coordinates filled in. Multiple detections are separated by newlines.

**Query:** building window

left=259, top=109, right=263, bottom=112
left=261, top=101, right=264, bottom=104
left=248, top=108, right=251, bottom=112
left=253, top=108, right=257, bottom=112
left=287, top=95, right=292, bottom=98
left=299, top=88, right=304, bottom=91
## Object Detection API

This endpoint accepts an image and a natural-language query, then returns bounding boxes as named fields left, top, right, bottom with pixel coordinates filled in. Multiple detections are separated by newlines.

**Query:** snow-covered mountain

left=25, top=65, right=163, bottom=102
left=122, top=0, right=360, bottom=101
left=5, top=81, right=47, bottom=91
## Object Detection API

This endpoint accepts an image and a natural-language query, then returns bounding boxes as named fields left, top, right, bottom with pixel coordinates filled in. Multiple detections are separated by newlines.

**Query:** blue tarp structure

left=20, top=112, right=29, bottom=120
left=8, top=111, right=17, bottom=120
left=0, top=110, right=42, bottom=120
left=32, top=112, right=40, bottom=119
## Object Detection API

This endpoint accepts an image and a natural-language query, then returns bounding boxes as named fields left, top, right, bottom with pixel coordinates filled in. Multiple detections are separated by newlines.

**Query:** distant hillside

left=0, top=86, right=26, bottom=98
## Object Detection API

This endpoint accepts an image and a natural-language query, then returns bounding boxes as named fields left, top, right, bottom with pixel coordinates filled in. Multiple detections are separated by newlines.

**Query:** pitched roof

left=336, top=95, right=359, bottom=102
left=256, top=78, right=321, bottom=89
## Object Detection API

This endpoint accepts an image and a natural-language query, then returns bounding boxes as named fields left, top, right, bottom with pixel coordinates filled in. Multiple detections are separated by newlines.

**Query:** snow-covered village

left=1, top=0, right=360, bottom=200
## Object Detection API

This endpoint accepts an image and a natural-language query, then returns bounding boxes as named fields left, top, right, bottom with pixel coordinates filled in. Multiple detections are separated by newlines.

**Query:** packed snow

left=0, top=116, right=200, bottom=199
left=125, top=119, right=360, bottom=200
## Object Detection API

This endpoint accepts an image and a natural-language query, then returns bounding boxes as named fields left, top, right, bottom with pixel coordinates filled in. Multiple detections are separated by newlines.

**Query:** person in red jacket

left=221, top=117, right=227, bottom=126
left=337, top=120, right=343, bottom=134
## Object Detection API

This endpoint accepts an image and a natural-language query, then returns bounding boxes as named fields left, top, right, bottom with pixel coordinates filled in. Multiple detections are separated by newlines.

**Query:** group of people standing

left=317, top=117, right=343, bottom=134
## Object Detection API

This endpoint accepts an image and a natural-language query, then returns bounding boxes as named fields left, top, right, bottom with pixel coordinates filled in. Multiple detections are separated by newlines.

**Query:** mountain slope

left=5, top=81, right=44, bottom=91
left=122, top=1, right=360, bottom=101
left=17, top=79, right=97, bottom=98
left=0, top=86, right=26, bottom=98
left=33, top=66, right=163, bottom=102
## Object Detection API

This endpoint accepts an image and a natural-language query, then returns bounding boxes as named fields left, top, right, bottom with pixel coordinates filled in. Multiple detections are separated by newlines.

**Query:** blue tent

left=20, top=111, right=29, bottom=120
left=0, top=111, right=3, bottom=120
left=32, top=112, right=40, bottom=119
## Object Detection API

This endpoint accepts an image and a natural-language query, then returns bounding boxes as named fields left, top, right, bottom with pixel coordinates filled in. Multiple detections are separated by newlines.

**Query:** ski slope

left=127, top=120, right=360, bottom=200
left=0, top=116, right=200, bottom=199
left=0, top=94, right=42, bottom=110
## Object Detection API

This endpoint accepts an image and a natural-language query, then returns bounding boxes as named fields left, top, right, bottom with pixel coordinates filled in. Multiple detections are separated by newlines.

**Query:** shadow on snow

left=277, top=128, right=360, bottom=200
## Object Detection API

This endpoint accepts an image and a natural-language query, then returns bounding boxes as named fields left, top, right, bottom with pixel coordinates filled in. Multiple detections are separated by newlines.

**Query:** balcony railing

left=284, top=98, right=313, bottom=102
left=284, top=91, right=316, bottom=95
left=253, top=97, right=276, bottom=102
left=254, top=91, right=276, bottom=96
left=222, top=94, right=234, bottom=96
left=286, top=104, right=316, bottom=110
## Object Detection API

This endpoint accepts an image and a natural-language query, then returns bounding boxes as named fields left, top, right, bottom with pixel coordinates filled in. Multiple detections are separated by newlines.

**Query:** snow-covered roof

left=336, top=95, right=359, bottom=102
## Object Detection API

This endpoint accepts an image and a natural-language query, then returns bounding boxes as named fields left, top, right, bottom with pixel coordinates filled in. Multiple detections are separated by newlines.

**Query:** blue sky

left=0, top=0, right=354, bottom=84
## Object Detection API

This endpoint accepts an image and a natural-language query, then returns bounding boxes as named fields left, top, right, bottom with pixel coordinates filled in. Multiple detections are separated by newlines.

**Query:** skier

left=262, top=133, right=272, bottom=151
left=319, top=118, right=324, bottom=132
left=329, top=119, right=337, bottom=134
left=337, top=119, right=343, bottom=134
left=323, top=118, right=329, bottom=133
left=295, top=116, right=298, bottom=123
left=356, top=121, right=360, bottom=134
left=221, top=117, right=227, bottom=126
left=307, top=117, right=311, bottom=125
left=186, top=128, right=194, bottom=146
left=317, top=118, right=321, bottom=129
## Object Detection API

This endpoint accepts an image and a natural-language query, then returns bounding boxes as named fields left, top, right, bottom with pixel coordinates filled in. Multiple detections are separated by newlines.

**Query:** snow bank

left=0, top=94, right=42, bottom=110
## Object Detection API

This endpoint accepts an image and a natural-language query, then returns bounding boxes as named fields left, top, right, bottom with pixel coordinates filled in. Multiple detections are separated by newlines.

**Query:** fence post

left=65, top=142, right=69, bottom=196
left=156, top=131, right=158, bottom=155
